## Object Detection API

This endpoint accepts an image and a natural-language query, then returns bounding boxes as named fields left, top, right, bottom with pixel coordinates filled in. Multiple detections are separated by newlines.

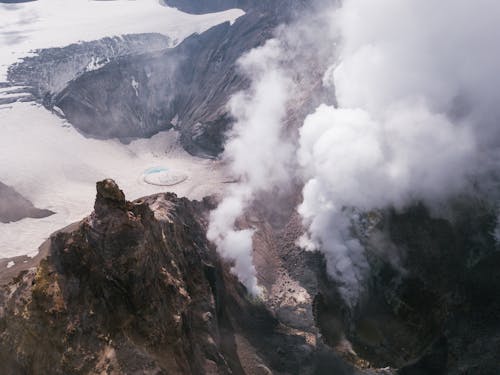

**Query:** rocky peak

left=96, top=179, right=126, bottom=204
left=0, top=180, right=362, bottom=374
left=94, top=178, right=127, bottom=214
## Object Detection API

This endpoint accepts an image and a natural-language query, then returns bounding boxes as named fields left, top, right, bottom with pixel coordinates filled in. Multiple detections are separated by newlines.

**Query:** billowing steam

left=299, top=0, right=500, bottom=305
left=210, top=0, right=500, bottom=303
left=207, top=39, right=294, bottom=295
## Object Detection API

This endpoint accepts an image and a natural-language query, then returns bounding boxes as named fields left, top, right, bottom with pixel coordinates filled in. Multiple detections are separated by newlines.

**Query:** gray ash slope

left=2, top=1, right=499, bottom=374
left=0, top=182, right=54, bottom=223
left=53, top=16, right=274, bottom=155
left=8, top=0, right=308, bottom=157
left=7, top=33, right=171, bottom=103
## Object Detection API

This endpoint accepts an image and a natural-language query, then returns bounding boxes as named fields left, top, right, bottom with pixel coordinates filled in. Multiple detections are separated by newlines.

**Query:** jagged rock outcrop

left=52, top=12, right=278, bottom=155
left=0, top=180, right=361, bottom=375
left=2, top=180, right=495, bottom=374
left=307, top=202, right=500, bottom=374
left=21, top=1, right=309, bottom=157
left=7, top=34, right=171, bottom=102
left=230, top=188, right=500, bottom=374
left=163, top=0, right=251, bottom=14
left=0, top=181, right=54, bottom=223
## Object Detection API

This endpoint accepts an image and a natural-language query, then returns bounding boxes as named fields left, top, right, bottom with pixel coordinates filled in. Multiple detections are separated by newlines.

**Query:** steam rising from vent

left=298, top=0, right=500, bottom=306
left=207, top=39, right=293, bottom=295
left=210, top=0, right=500, bottom=304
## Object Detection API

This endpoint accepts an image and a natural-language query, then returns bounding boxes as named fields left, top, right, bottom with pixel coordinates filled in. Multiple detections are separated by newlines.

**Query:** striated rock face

left=7, top=34, right=171, bottom=101
left=52, top=13, right=278, bottom=156
left=163, top=0, right=252, bottom=14
left=37, top=1, right=308, bottom=157
left=233, top=189, right=500, bottom=375
left=5, top=1, right=320, bottom=157
left=307, top=202, right=500, bottom=374
left=0, top=181, right=54, bottom=223
left=0, top=180, right=361, bottom=375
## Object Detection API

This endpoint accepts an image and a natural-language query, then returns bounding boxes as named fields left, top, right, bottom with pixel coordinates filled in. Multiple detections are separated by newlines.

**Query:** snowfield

left=0, top=0, right=244, bottom=79
left=0, top=0, right=242, bottom=258
left=0, top=102, right=231, bottom=258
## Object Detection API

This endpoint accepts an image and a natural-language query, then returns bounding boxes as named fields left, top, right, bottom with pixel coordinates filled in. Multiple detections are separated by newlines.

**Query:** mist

left=210, top=0, right=500, bottom=303
left=298, top=0, right=500, bottom=305
left=207, top=39, right=294, bottom=295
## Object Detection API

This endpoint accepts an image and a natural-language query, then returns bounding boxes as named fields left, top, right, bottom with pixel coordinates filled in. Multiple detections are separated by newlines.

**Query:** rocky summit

left=0, top=180, right=362, bottom=375
left=1, top=180, right=498, bottom=374
left=1, top=1, right=499, bottom=374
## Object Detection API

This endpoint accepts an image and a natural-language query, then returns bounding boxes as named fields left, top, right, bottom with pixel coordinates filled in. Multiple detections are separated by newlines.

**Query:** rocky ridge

left=1, top=180, right=498, bottom=374
left=0, top=180, right=365, bottom=375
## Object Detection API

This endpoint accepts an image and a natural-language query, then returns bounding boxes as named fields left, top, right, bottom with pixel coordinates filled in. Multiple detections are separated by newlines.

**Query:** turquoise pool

left=144, top=166, right=168, bottom=175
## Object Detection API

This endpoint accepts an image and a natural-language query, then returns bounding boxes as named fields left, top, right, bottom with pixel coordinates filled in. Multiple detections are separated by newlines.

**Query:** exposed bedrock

left=0, top=181, right=54, bottom=223
left=7, top=34, right=171, bottom=100
left=1, top=178, right=497, bottom=374
left=230, top=189, right=500, bottom=374
left=311, top=202, right=500, bottom=374
left=52, top=11, right=278, bottom=157
left=0, top=180, right=363, bottom=375
left=5, top=0, right=324, bottom=158
left=9, top=0, right=312, bottom=158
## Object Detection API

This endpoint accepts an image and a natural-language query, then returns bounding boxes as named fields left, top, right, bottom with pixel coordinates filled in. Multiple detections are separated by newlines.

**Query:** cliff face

left=1, top=180, right=497, bottom=374
left=7, top=34, right=171, bottom=101
left=0, top=179, right=225, bottom=373
left=0, top=180, right=361, bottom=375
left=52, top=12, right=278, bottom=156
left=232, top=190, right=500, bottom=375
left=309, top=202, right=500, bottom=375
left=8, top=1, right=306, bottom=158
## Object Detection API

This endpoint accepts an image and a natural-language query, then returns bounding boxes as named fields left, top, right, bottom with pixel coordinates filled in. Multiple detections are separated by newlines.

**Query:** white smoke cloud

left=208, top=0, right=500, bottom=304
left=297, top=0, right=500, bottom=306
left=207, top=39, right=294, bottom=295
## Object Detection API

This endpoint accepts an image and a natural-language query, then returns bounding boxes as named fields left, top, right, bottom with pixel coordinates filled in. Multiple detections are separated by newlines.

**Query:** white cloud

left=297, top=0, right=500, bottom=306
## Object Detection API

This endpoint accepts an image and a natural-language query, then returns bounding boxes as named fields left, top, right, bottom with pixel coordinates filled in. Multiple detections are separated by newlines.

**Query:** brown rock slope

left=0, top=180, right=361, bottom=375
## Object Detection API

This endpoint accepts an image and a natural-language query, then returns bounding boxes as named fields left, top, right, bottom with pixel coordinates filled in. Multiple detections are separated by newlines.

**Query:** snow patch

left=131, top=77, right=139, bottom=97
left=52, top=106, right=64, bottom=117
left=0, top=102, right=228, bottom=258
left=170, top=114, right=179, bottom=127
left=85, top=56, right=110, bottom=72
left=0, top=0, right=245, bottom=80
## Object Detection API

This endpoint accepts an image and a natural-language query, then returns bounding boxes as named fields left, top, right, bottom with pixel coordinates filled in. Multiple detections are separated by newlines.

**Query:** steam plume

left=209, top=0, right=500, bottom=304
left=207, top=39, right=294, bottom=294
left=298, top=0, right=500, bottom=305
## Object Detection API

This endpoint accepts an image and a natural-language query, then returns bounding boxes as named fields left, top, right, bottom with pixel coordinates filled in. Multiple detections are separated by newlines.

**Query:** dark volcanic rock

left=0, top=181, right=54, bottom=223
left=7, top=33, right=171, bottom=103
left=53, top=11, right=279, bottom=156
left=309, top=201, right=500, bottom=374
left=0, top=180, right=361, bottom=375
left=7, top=1, right=314, bottom=157
left=163, top=0, right=251, bottom=14
left=48, top=1, right=311, bottom=156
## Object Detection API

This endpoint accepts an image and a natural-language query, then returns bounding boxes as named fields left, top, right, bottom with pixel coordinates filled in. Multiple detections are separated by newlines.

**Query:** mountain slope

left=0, top=180, right=362, bottom=375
